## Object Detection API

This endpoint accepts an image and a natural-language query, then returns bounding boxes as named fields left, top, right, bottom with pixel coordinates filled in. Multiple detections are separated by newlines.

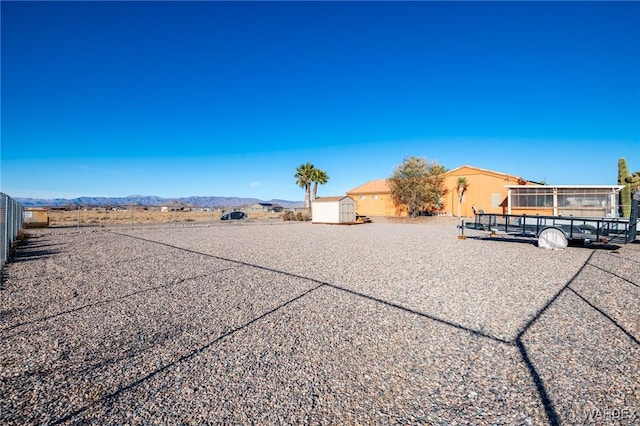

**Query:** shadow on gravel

left=577, top=243, right=623, bottom=251
left=516, top=250, right=640, bottom=425
left=1, top=268, right=239, bottom=335
left=608, top=250, right=640, bottom=266
left=515, top=252, right=594, bottom=425
left=467, top=235, right=538, bottom=246
left=114, top=231, right=514, bottom=345
left=468, top=235, right=623, bottom=251
left=111, top=232, right=562, bottom=423
left=49, top=284, right=324, bottom=425
left=587, top=263, right=640, bottom=289
left=568, top=287, right=639, bottom=345
left=17, top=231, right=636, bottom=426
left=11, top=237, right=60, bottom=263
left=1, top=236, right=60, bottom=290
left=513, top=251, right=596, bottom=426
left=110, top=231, right=573, bottom=425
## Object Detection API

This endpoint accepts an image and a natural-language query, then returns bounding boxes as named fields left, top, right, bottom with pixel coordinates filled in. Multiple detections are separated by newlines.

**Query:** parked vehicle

left=220, top=211, right=246, bottom=221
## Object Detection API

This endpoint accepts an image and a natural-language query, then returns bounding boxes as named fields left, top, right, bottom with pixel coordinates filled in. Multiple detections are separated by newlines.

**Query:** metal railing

left=1, top=193, right=24, bottom=271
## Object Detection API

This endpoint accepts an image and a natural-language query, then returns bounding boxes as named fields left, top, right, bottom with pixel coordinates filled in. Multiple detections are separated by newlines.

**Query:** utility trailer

left=463, top=199, right=639, bottom=249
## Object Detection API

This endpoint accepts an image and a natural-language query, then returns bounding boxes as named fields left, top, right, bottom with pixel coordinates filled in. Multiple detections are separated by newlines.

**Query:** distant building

left=23, top=208, right=49, bottom=228
left=160, top=204, right=186, bottom=212
left=248, top=202, right=283, bottom=213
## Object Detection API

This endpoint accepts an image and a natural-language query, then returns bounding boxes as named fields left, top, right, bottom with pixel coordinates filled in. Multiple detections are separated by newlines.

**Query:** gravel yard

left=1, top=221, right=638, bottom=425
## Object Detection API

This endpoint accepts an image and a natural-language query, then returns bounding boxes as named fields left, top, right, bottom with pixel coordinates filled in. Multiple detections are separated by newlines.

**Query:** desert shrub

left=282, top=211, right=293, bottom=221
left=295, top=212, right=304, bottom=221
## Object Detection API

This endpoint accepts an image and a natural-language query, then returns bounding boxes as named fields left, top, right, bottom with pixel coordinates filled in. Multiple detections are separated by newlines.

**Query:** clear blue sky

left=2, top=1, right=639, bottom=201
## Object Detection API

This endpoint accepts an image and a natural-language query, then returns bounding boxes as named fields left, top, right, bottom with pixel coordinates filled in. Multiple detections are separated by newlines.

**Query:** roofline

left=445, top=165, right=530, bottom=182
left=345, top=179, right=389, bottom=194
left=313, top=196, right=355, bottom=202
left=506, top=185, right=625, bottom=189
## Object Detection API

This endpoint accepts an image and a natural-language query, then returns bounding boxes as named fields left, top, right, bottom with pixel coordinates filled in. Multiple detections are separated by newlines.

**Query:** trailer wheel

left=538, top=227, right=568, bottom=249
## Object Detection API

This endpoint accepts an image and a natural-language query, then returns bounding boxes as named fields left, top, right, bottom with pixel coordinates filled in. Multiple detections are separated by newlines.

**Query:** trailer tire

left=538, top=227, right=568, bottom=249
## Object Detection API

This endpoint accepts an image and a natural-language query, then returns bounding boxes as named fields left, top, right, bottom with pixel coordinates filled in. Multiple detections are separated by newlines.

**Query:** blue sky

left=2, top=1, right=639, bottom=201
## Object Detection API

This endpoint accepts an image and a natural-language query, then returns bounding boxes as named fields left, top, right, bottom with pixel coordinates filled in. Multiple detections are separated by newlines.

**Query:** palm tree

left=295, top=163, right=315, bottom=209
left=311, top=168, right=329, bottom=201
left=456, top=177, right=469, bottom=218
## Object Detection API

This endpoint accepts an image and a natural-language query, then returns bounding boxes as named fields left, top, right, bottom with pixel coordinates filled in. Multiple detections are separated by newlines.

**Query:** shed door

left=340, top=200, right=355, bottom=222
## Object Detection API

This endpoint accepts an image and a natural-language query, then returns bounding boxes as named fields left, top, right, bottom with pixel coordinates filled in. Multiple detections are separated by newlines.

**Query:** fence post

left=1, top=194, right=7, bottom=267
left=629, top=194, right=639, bottom=242
left=1, top=193, right=25, bottom=271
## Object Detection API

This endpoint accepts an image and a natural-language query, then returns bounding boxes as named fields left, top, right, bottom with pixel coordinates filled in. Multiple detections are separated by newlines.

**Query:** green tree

left=311, top=168, right=329, bottom=200
left=388, top=157, right=448, bottom=217
left=456, top=177, right=469, bottom=218
left=618, top=158, right=631, bottom=217
left=295, top=162, right=315, bottom=209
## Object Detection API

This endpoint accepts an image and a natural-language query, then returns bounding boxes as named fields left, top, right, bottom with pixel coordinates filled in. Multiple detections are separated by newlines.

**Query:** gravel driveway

left=1, top=221, right=638, bottom=424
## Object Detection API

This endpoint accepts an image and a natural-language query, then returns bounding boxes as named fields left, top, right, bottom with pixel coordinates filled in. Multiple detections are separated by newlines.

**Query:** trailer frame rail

left=464, top=199, right=639, bottom=248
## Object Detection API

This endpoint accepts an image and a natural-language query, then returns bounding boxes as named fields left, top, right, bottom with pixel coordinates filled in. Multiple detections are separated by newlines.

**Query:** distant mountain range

left=16, top=195, right=304, bottom=209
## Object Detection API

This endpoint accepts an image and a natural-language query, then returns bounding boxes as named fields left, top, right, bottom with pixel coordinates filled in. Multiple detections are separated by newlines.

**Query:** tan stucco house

left=346, top=179, right=405, bottom=217
left=347, top=165, right=623, bottom=218
left=346, top=165, right=534, bottom=217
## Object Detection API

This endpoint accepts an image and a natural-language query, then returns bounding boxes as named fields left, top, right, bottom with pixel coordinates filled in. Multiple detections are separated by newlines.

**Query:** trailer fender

left=537, top=226, right=568, bottom=249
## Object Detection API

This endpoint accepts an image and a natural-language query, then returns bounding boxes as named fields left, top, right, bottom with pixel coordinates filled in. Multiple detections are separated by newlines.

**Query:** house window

left=556, top=188, right=608, bottom=208
left=511, top=187, right=554, bottom=208
left=359, top=195, right=366, bottom=200
left=372, top=195, right=379, bottom=200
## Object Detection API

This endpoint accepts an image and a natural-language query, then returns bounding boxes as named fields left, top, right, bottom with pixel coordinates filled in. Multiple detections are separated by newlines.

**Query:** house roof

left=313, top=196, right=354, bottom=203
left=445, top=165, right=537, bottom=185
left=346, top=179, right=390, bottom=194
left=506, top=185, right=624, bottom=190
left=346, top=165, right=540, bottom=195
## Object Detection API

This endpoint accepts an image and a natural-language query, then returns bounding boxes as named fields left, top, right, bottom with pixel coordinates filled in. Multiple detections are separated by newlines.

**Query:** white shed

left=312, top=196, right=356, bottom=224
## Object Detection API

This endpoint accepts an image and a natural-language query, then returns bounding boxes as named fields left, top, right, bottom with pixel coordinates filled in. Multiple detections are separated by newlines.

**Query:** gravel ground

left=1, top=221, right=638, bottom=425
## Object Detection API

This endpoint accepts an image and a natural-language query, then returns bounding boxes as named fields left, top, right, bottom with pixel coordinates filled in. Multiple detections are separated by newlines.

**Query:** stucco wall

left=442, top=166, right=538, bottom=217
left=347, top=193, right=406, bottom=217
left=347, top=166, right=541, bottom=218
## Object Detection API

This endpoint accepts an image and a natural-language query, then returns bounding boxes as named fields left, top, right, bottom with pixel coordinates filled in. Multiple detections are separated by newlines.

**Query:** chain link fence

left=1, top=193, right=25, bottom=271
